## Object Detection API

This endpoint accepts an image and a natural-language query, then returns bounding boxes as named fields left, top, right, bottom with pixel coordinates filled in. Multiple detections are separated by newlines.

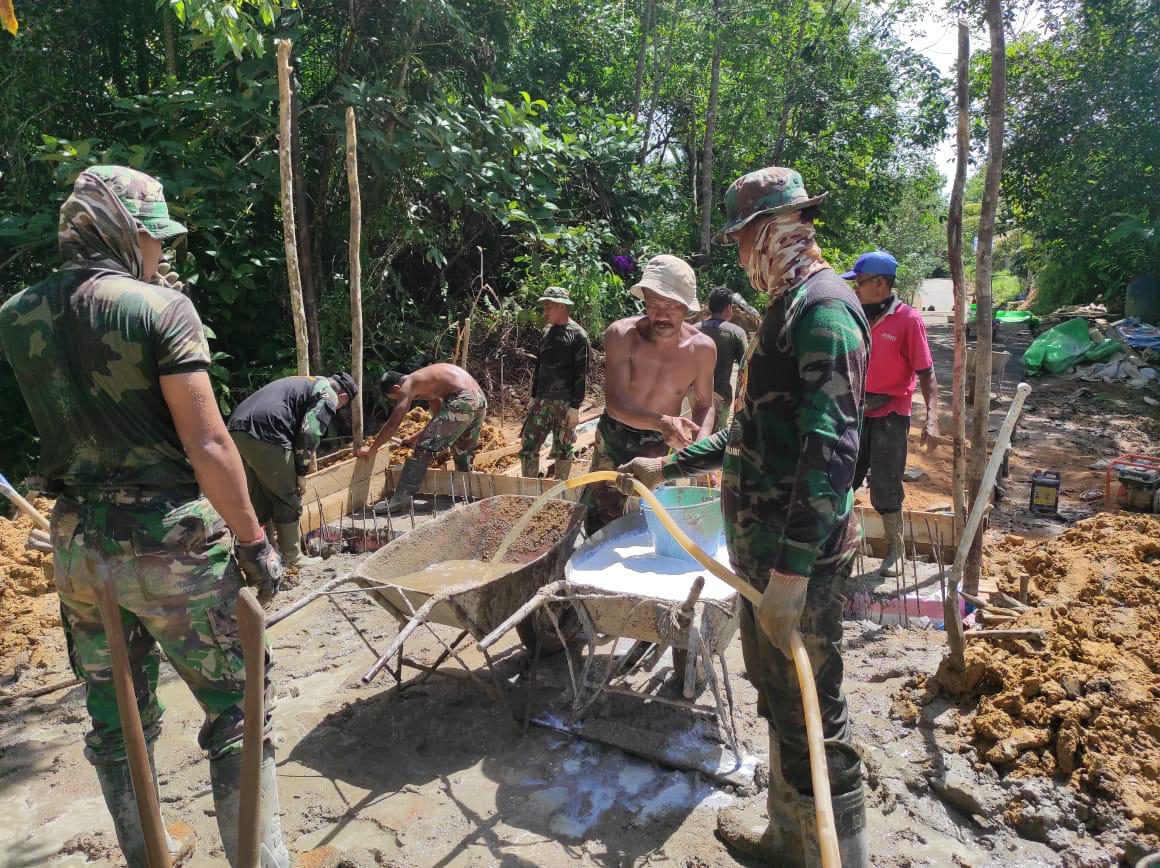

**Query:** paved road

left=916, top=277, right=954, bottom=311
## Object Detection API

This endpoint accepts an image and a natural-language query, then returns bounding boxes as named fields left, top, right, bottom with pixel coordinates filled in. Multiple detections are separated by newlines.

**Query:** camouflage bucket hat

left=715, top=166, right=828, bottom=244
left=537, top=286, right=575, bottom=306
left=87, top=165, right=187, bottom=240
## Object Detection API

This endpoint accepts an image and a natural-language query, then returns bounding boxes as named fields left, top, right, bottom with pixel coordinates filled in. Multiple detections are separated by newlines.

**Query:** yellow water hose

left=563, top=470, right=841, bottom=867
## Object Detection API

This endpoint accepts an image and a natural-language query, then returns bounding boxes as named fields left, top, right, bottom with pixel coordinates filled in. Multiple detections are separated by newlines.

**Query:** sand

left=391, top=407, right=514, bottom=471
left=0, top=498, right=64, bottom=685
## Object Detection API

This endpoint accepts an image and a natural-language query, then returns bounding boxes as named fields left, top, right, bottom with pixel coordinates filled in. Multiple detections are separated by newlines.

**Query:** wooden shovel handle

left=235, top=588, right=266, bottom=868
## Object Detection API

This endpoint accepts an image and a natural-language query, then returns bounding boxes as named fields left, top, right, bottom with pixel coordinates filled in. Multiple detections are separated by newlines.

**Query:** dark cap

left=330, top=372, right=358, bottom=400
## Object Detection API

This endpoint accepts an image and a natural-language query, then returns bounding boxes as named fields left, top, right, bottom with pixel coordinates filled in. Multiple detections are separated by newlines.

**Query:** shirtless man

left=356, top=362, right=487, bottom=513
left=582, top=254, right=716, bottom=535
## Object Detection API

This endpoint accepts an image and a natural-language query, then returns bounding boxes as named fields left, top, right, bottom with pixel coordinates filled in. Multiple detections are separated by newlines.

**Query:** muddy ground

left=3, top=320, right=1159, bottom=867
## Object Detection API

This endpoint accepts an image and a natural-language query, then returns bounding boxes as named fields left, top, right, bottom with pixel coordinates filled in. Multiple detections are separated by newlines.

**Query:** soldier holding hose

left=619, top=167, right=870, bottom=865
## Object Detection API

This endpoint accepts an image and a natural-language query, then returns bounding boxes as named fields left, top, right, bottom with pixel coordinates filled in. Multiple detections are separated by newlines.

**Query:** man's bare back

left=604, top=312, right=716, bottom=448
left=400, top=363, right=480, bottom=401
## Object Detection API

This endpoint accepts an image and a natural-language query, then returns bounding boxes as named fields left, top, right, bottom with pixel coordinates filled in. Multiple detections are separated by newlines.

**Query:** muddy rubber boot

left=374, top=458, right=428, bottom=516
left=211, top=743, right=291, bottom=868
left=552, top=458, right=573, bottom=481
left=276, top=522, right=321, bottom=568
left=879, top=511, right=904, bottom=577
left=798, top=787, right=868, bottom=868
left=93, top=753, right=196, bottom=867
left=521, top=455, right=540, bottom=479
left=717, top=729, right=806, bottom=866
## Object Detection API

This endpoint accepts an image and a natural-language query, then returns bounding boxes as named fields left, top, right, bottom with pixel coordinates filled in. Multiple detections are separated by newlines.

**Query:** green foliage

left=165, top=0, right=296, bottom=60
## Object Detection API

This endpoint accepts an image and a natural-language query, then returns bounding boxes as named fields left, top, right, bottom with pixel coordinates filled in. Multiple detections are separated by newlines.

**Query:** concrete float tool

left=492, top=470, right=842, bottom=868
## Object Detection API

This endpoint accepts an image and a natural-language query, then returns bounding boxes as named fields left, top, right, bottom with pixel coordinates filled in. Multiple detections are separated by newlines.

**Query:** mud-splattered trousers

left=581, top=414, right=669, bottom=536
left=50, top=491, right=273, bottom=766
left=519, top=399, right=577, bottom=462
left=413, top=388, right=488, bottom=472
left=663, top=270, right=869, bottom=799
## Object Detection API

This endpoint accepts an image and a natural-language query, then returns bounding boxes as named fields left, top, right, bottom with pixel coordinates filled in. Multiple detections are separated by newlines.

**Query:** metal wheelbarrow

left=354, top=495, right=585, bottom=691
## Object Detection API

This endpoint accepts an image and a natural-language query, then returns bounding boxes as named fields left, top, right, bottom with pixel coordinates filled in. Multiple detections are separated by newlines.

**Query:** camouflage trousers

left=736, top=553, right=863, bottom=798
left=581, top=414, right=669, bottom=536
left=414, top=388, right=488, bottom=472
left=519, top=398, right=576, bottom=461
left=711, top=392, right=731, bottom=434
left=50, top=494, right=273, bottom=765
left=229, top=431, right=301, bottom=525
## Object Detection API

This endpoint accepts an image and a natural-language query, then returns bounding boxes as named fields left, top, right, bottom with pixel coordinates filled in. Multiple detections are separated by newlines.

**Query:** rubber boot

left=93, top=753, right=196, bottom=867
left=798, top=786, right=868, bottom=868
left=210, top=743, right=291, bottom=868
left=521, top=455, right=540, bottom=479
left=374, top=458, right=428, bottom=516
left=552, top=458, right=573, bottom=481
left=879, top=511, right=904, bottom=577
left=717, top=728, right=806, bottom=866
left=276, top=522, right=321, bottom=568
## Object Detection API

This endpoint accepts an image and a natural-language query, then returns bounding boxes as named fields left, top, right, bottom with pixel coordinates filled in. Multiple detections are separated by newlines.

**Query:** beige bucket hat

left=629, top=254, right=699, bottom=313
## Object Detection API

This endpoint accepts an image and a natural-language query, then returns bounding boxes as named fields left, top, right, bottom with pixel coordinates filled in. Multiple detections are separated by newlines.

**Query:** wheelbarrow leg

left=413, top=630, right=469, bottom=687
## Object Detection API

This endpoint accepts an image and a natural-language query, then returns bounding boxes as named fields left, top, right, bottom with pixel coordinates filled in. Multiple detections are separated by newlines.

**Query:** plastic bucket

left=640, top=485, right=724, bottom=563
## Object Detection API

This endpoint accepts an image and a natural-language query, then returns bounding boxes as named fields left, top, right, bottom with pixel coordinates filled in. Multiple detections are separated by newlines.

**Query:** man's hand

left=235, top=530, right=283, bottom=603
left=296, top=478, right=306, bottom=497
left=355, top=444, right=376, bottom=460
left=920, top=415, right=941, bottom=451
left=616, top=457, right=666, bottom=494
left=658, top=414, right=698, bottom=449
left=153, top=257, right=185, bottom=293
left=566, top=407, right=580, bottom=430
left=755, top=569, right=809, bottom=655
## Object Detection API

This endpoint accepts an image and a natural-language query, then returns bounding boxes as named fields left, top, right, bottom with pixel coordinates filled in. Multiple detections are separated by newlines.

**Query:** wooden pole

left=965, top=0, right=1007, bottom=595
left=346, top=107, right=364, bottom=447
left=276, top=39, right=310, bottom=377
left=235, top=588, right=265, bottom=868
left=948, top=22, right=970, bottom=534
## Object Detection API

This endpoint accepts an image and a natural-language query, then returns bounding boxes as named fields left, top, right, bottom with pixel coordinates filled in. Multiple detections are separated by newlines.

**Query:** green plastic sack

left=1022, top=318, right=1121, bottom=375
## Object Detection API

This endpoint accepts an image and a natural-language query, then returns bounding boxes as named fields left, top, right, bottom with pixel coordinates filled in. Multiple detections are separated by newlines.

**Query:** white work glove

left=615, top=457, right=666, bottom=495
left=153, top=256, right=186, bottom=293
left=756, top=569, right=809, bottom=655
left=26, top=528, right=53, bottom=553
left=566, top=407, right=580, bottom=429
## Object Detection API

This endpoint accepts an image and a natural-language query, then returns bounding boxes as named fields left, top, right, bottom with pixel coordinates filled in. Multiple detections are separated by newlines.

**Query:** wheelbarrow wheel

left=516, top=603, right=581, bottom=657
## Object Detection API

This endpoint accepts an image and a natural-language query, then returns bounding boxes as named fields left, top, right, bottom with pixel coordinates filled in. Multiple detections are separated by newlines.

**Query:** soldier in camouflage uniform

left=619, top=167, right=870, bottom=866
left=0, top=166, right=290, bottom=867
left=228, top=372, right=357, bottom=566
left=519, top=286, right=589, bottom=480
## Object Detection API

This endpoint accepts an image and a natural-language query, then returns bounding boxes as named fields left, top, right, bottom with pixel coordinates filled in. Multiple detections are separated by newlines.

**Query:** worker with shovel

left=227, top=372, right=358, bottom=567
left=518, top=285, right=590, bottom=480
left=843, top=250, right=940, bottom=577
left=619, top=167, right=870, bottom=865
left=0, top=166, right=289, bottom=866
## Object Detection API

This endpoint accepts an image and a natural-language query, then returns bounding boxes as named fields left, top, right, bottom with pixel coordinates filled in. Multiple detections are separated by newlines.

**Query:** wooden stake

left=948, top=21, right=970, bottom=535
left=276, top=39, right=309, bottom=377
left=966, top=628, right=1044, bottom=641
left=346, top=106, right=364, bottom=447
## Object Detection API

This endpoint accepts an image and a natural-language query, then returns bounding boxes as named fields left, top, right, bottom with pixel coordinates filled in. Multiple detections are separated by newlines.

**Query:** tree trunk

left=948, top=22, right=969, bottom=536
left=289, top=58, right=323, bottom=372
left=698, top=0, right=724, bottom=259
left=964, top=0, right=1007, bottom=595
left=161, top=6, right=178, bottom=78
left=688, top=98, right=698, bottom=213
left=631, top=0, right=657, bottom=119
left=276, top=40, right=310, bottom=377
left=346, top=107, right=364, bottom=448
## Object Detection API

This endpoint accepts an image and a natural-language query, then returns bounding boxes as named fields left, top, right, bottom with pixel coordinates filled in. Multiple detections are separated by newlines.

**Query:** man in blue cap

left=842, top=250, right=940, bottom=577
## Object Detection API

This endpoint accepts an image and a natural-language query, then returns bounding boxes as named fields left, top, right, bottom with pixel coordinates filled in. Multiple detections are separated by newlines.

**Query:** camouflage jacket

left=532, top=320, right=589, bottom=408
left=663, top=269, right=869, bottom=579
left=0, top=173, right=211, bottom=489
left=227, top=376, right=339, bottom=475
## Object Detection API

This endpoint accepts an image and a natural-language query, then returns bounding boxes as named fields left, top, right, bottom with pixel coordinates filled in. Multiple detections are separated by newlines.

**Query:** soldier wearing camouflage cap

left=519, top=286, right=590, bottom=480
left=619, top=167, right=871, bottom=865
left=0, top=166, right=290, bottom=866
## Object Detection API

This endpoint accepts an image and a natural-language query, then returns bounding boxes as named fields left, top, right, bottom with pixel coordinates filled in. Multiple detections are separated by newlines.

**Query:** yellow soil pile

left=920, top=513, right=1160, bottom=846
left=0, top=500, right=64, bottom=683
left=392, top=408, right=514, bottom=471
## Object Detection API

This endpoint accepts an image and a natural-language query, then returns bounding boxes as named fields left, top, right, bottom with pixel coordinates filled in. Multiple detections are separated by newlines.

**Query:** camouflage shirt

left=532, top=320, right=589, bottom=408
left=699, top=317, right=748, bottom=402
left=663, top=270, right=869, bottom=579
left=227, top=376, right=339, bottom=475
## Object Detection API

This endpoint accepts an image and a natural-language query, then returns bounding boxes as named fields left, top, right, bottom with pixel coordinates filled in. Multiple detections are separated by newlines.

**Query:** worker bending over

left=0, top=166, right=288, bottom=866
left=519, top=286, right=590, bottom=480
left=358, top=362, right=487, bottom=513
left=583, top=254, right=716, bottom=536
left=843, top=250, right=939, bottom=577
left=227, top=372, right=357, bottom=567
left=620, top=167, right=870, bottom=865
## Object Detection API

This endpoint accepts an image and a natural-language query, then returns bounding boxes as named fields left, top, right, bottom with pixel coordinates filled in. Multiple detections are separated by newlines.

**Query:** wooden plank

left=856, top=507, right=960, bottom=560
left=302, top=448, right=396, bottom=501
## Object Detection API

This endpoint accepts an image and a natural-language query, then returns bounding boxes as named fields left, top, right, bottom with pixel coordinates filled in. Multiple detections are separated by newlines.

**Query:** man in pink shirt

left=843, top=251, right=940, bottom=576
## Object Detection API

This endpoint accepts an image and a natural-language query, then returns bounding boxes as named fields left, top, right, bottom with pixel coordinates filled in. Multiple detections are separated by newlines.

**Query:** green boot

left=374, top=458, right=428, bottom=516
left=210, top=743, right=291, bottom=868
left=552, top=458, right=573, bottom=481
left=879, top=511, right=904, bottom=577
left=93, top=753, right=195, bottom=867
left=276, top=521, right=321, bottom=567
left=798, top=786, right=868, bottom=868
left=716, top=729, right=806, bottom=866
left=521, top=455, right=540, bottom=479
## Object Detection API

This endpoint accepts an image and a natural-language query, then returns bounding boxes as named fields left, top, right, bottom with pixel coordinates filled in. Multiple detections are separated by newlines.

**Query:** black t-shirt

left=227, top=376, right=337, bottom=451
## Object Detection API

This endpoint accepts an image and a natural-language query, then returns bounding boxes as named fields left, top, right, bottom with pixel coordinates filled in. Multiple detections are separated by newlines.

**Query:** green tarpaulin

left=1021, top=317, right=1122, bottom=375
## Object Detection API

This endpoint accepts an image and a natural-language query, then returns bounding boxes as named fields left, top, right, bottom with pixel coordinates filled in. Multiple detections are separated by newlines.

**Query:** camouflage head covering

left=741, top=211, right=831, bottom=302
left=537, top=286, right=575, bottom=306
left=58, top=166, right=186, bottom=281
left=716, top=167, right=828, bottom=243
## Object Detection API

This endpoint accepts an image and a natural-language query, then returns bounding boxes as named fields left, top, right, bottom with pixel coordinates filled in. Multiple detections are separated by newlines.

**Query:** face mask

left=861, top=294, right=895, bottom=320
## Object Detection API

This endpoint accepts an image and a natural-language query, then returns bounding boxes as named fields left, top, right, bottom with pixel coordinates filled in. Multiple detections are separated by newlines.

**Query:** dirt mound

left=392, top=407, right=514, bottom=471
left=917, top=512, right=1160, bottom=850
left=1, top=500, right=65, bottom=684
